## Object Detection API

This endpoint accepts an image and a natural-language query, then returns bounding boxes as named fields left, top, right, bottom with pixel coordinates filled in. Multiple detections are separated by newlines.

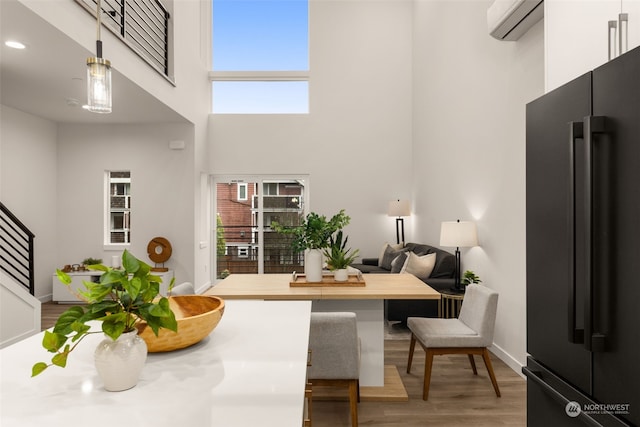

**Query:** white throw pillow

left=378, top=242, right=404, bottom=266
left=400, top=252, right=436, bottom=280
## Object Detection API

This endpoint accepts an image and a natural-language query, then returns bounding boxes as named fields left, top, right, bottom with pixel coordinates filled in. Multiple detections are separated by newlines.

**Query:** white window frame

left=104, top=171, right=131, bottom=250
left=237, top=182, right=248, bottom=201
left=212, top=174, right=310, bottom=281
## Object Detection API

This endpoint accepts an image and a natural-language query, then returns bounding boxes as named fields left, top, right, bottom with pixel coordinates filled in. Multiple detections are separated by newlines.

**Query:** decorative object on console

left=323, top=230, right=360, bottom=281
left=439, top=220, right=478, bottom=292
left=82, top=257, right=102, bottom=267
left=271, top=209, right=351, bottom=283
left=147, top=236, right=172, bottom=272
left=388, top=199, right=411, bottom=244
left=32, top=250, right=177, bottom=391
left=86, top=0, right=112, bottom=113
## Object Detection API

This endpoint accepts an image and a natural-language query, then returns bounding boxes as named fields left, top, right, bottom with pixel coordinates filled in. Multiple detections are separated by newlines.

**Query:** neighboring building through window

left=214, top=176, right=307, bottom=278
left=210, top=0, right=309, bottom=114
left=106, top=171, right=131, bottom=245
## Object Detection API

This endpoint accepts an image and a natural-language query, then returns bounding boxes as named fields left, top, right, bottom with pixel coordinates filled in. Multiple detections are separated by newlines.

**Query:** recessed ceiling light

left=5, top=40, right=26, bottom=49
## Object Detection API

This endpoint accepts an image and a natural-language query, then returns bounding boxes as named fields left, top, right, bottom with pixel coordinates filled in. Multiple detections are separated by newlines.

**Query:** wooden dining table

left=205, top=273, right=440, bottom=390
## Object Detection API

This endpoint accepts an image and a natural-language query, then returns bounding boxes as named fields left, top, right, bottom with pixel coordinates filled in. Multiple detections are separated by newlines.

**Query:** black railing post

left=120, top=0, right=126, bottom=38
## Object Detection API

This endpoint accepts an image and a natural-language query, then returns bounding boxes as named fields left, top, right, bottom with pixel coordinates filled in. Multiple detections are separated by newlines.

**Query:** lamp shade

left=388, top=199, right=411, bottom=217
left=440, top=221, right=478, bottom=248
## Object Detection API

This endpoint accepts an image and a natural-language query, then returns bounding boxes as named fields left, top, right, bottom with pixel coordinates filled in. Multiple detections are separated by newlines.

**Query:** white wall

left=0, top=105, right=58, bottom=300
left=55, top=123, right=196, bottom=294
left=411, top=1, right=544, bottom=371
left=3, top=1, right=211, bottom=297
left=545, top=0, right=640, bottom=91
left=209, top=0, right=415, bottom=255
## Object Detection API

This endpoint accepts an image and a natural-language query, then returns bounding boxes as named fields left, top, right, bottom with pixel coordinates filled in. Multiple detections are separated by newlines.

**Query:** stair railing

left=0, top=202, right=35, bottom=295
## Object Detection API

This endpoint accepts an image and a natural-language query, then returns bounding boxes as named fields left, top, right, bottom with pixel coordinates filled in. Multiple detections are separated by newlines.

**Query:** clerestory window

left=210, top=0, right=309, bottom=114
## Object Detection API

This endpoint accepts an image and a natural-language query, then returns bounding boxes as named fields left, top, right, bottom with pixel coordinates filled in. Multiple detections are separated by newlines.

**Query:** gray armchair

left=406, top=284, right=500, bottom=400
left=308, top=312, right=360, bottom=427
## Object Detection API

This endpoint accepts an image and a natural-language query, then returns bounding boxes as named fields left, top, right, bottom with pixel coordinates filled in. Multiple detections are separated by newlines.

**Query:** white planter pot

left=94, top=330, right=148, bottom=392
left=334, top=268, right=349, bottom=282
left=305, top=249, right=323, bottom=283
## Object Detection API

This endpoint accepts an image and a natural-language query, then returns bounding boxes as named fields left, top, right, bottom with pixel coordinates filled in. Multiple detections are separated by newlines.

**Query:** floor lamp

left=440, top=220, right=478, bottom=292
left=388, top=200, right=411, bottom=245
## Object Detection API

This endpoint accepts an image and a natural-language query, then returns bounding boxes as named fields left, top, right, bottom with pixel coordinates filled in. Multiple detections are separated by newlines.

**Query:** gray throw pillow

left=380, top=245, right=406, bottom=270
left=390, top=252, right=408, bottom=273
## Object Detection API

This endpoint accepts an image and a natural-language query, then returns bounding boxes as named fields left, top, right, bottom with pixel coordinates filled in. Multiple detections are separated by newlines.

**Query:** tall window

left=106, top=171, right=131, bottom=245
left=211, top=0, right=309, bottom=114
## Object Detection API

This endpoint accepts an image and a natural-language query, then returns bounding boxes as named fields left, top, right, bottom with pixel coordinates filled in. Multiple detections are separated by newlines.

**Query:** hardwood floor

left=41, top=302, right=527, bottom=426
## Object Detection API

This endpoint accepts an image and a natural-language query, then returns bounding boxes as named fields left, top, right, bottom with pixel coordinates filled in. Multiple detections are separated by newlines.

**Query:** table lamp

left=388, top=199, right=411, bottom=244
left=440, top=219, right=478, bottom=292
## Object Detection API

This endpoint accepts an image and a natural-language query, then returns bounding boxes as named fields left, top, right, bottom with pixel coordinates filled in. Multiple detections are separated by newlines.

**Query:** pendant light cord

left=96, top=0, right=103, bottom=58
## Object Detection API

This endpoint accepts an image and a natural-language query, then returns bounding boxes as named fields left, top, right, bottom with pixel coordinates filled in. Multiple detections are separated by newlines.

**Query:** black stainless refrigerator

left=525, top=45, right=640, bottom=426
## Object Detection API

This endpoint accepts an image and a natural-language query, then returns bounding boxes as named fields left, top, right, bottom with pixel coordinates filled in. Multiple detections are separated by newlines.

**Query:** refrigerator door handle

left=583, top=115, right=608, bottom=353
left=523, top=367, right=602, bottom=427
left=568, top=121, right=585, bottom=344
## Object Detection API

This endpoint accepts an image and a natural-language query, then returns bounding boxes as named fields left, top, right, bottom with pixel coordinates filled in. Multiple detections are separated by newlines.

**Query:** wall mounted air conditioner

left=488, top=0, right=544, bottom=41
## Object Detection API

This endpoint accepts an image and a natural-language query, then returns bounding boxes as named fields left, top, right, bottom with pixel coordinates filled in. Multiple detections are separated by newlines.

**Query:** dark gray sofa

left=350, top=243, right=456, bottom=323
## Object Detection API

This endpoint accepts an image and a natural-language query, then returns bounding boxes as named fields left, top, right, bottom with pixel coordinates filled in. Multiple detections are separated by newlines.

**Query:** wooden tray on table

left=289, top=272, right=366, bottom=287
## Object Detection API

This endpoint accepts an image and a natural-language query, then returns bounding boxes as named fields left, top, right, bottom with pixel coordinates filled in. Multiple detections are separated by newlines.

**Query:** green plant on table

left=323, top=230, right=360, bottom=270
left=462, top=270, right=482, bottom=285
left=271, top=209, right=351, bottom=252
left=81, top=257, right=102, bottom=266
left=32, top=250, right=178, bottom=377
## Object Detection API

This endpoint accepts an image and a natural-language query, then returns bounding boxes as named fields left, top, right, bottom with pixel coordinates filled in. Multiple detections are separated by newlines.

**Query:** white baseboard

left=489, top=343, right=525, bottom=379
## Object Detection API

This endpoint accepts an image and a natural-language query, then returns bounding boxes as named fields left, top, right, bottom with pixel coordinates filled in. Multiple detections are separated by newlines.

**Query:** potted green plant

left=32, top=250, right=178, bottom=391
left=81, top=257, right=103, bottom=266
left=462, top=270, right=482, bottom=286
left=323, top=230, right=359, bottom=281
left=272, top=209, right=351, bottom=282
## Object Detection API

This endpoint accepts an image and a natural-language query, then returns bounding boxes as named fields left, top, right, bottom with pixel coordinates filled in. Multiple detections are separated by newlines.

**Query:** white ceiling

left=0, top=1, right=188, bottom=124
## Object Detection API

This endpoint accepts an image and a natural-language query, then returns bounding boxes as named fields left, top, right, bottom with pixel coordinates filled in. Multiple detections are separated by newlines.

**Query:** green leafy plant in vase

left=323, top=230, right=359, bottom=281
left=32, top=250, right=178, bottom=390
left=272, top=209, right=351, bottom=282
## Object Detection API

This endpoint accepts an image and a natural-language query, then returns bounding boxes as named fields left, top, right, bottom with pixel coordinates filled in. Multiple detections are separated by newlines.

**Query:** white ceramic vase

left=305, top=248, right=323, bottom=283
left=94, top=329, right=148, bottom=392
left=334, top=268, right=349, bottom=282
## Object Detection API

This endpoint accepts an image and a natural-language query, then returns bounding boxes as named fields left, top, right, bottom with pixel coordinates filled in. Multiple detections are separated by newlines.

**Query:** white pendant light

left=86, top=0, right=112, bottom=114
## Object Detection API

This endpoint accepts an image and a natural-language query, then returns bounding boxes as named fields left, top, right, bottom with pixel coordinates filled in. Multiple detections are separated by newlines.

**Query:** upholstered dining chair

left=168, top=281, right=195, bottom=295
left=308, top=312, right=360, bottom=427
left=406, top=284, right=500, bottom=400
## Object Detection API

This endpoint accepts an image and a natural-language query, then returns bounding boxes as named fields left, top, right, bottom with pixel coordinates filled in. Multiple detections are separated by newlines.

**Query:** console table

left=0, top=300, right=311, bottom=427
left=205, top=273, right=440, bottom=388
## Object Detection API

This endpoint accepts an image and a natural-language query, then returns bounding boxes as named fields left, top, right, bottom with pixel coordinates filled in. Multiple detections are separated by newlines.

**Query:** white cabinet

left=52, top=271, right=101, bottom=303
left=52, top=270, right=175, bottom=303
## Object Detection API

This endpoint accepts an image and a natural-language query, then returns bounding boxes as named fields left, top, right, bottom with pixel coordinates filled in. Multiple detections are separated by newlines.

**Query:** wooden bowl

left=137, top=295, right=225, bottom=353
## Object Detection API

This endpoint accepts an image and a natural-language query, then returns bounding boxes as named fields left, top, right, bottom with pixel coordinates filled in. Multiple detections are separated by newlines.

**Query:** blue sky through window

left=213, top=0, right=309, bottom=71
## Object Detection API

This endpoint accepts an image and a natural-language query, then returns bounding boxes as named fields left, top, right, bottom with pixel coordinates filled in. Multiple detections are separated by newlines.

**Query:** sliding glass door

left=213, top=175, right=308, bottom=278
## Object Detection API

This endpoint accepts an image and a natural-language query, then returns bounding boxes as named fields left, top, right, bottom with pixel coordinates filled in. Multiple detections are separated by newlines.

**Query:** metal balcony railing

left=76, top=0, right=171, bottom=79
left=0, top=202, right=35, bottom=295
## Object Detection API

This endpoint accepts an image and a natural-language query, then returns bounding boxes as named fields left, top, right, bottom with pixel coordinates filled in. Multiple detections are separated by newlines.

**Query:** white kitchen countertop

left=0, top=300, right=312, bottom=427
